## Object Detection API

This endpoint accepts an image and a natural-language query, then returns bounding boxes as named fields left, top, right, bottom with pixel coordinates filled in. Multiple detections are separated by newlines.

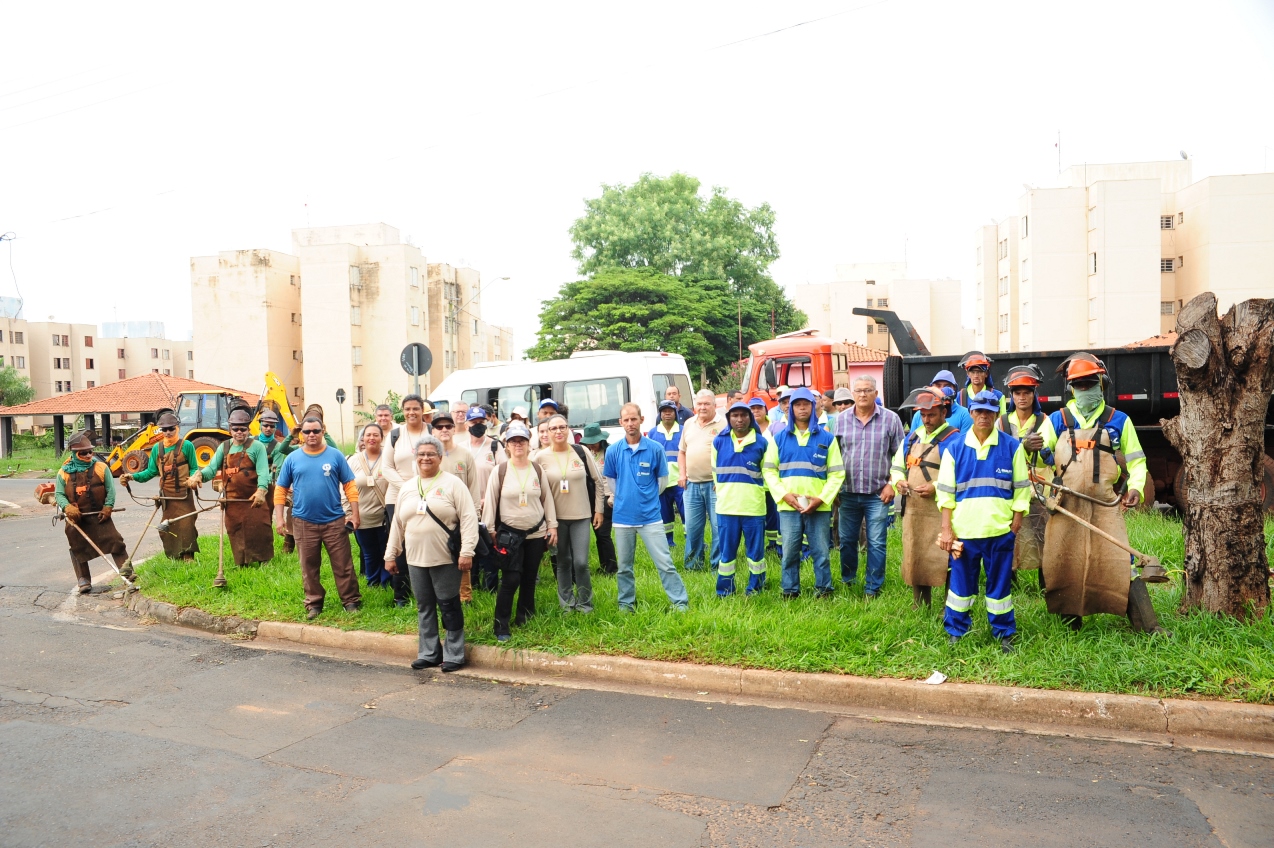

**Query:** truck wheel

left=190, top=437, right=221, bottom=469
left=122, top=450, right=149, bottom=474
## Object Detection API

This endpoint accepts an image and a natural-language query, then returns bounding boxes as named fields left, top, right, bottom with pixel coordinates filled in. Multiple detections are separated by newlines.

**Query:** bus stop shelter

left=0, top=373, right=258, bottom=459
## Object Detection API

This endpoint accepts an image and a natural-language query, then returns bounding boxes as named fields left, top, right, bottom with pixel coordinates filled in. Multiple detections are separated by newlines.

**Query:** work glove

left=250, top=489, right=267, bottom=508
left=63, top=504, right=81, bottom=523
left=1022, top=432, right=1044, bottom=453
left=186, top=476, right=201, bottom=490
left=118, top=474, right=132, bottom=486
left=98, top=506, right=112, bottom=523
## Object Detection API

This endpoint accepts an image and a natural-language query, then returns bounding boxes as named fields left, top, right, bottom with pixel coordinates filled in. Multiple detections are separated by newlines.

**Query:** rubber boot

left=912, top=585, right=932, bottom=609
left=71, top=553, right=91, bottom=593
left=1127, top=577, right=1171, bottom=636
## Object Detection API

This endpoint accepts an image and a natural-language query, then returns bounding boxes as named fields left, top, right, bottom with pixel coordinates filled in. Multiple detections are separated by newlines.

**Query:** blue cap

left=465, top=406, right=488, bottom=421
left=538, top=398, right=559, bottom=410
left=726, top=401, right=753, bottom=416
left=968, top=390, right=1001, bottom=413
left=932, top=369, right=957, bottom=386
left=504, top=422, right=532, bottom=441
left=657, top=400, right=677, bottom=412
left=788, top=387, right=819, bottom=407
left=747, top=395, right=768, bottom=408
left=939, top=386, right=956, bottom=398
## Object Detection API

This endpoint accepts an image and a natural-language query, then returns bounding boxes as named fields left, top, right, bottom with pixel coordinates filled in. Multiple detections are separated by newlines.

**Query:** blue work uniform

left=712, top=427, right=769, bottom=596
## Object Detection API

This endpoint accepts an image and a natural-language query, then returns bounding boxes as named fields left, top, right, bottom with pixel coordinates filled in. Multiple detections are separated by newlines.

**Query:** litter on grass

left=924, top=671, right=947, bottom=685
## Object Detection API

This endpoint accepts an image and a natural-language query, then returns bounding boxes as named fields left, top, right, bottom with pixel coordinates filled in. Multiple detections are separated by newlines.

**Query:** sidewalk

left=126, top=592, right=1274, bottom=756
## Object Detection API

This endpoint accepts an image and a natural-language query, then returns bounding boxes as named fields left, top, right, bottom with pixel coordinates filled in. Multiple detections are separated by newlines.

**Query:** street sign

left=334, top=389, right=347, bottom=446
left=400, top=343, right=432, bottom=376
left=400, top=342, right=432, bottom=397
left=335, top=388, right=346, bottom=405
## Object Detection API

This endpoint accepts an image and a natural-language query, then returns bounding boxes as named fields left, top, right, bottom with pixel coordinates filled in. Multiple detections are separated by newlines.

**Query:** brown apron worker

left=119, top=411, right=200, bottom=560
left=55, top=433, right=133, bottom=593
left=186, top=408, right=274, bottom=567
left=997, top=364, right=1059, bottom=583
left=1041, top=352, right=1168, bottom=635
left=891, top=385, right=961, bottom=609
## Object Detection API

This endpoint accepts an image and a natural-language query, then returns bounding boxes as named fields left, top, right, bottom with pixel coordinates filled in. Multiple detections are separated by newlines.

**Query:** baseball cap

left=430, top=411, right=455, bottom=426
left=968, top=390, right=1001, bottom=413
left=778, top=386, right=793, bottom=400
left=466, top=406, right=488, bottom=421
left=538, top=398, right=560, bottom=410
left=931, top=369, right=958, bottom=386
left=511, top=406, right=529, bottom=420
left=747, top=395, right=768, bottom=408
left=504, top=422, right=532, bottom=441
left=833, top=387, right=853, bottom=403
left=657, top=399, right=677, bottom=412
left=726, top=401, right=753, bottom=416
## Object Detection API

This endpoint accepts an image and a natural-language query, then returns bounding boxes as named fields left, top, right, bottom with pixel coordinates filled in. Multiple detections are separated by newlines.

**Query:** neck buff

left=1073, top=385, right=1104, bottom=417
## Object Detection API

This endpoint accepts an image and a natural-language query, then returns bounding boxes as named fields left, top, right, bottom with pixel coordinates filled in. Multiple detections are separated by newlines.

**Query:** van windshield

left=496, top=385, right=539, bottom=419
left=563, top=377, right=627, bottom=427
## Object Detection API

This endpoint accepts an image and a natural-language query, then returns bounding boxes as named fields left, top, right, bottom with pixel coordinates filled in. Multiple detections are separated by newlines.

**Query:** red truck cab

left=742, top=330, right=859, bottom=404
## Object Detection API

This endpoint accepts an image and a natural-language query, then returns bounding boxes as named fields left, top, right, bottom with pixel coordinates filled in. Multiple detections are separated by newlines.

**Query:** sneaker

left=394, top=599, right=411, bottom=608
left=305, top=607, right=322, bottom=620
left=495, top=633, right=511, bottom=643
left=619, top=604, right=636, bottom=614
left=411, top=658, right=441, bottom=670
left=672, top=603, right=689, bottom=613
left=781, top=592, right=800, bottom=601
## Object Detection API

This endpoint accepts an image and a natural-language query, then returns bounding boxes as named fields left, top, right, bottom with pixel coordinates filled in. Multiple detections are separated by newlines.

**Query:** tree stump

left=1162, top=293, right=1273, bottom=619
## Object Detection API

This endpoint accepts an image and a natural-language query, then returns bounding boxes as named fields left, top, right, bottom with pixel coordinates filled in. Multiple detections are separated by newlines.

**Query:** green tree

left=0, top=365, right=34, bottom=407
left=528, top=269, right=778, bottom=382
left=567, top=172, right=805, bottom=335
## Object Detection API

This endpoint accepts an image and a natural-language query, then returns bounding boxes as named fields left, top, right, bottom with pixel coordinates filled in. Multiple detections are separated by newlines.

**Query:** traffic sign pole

left=335, top=388, right=347, bottom=448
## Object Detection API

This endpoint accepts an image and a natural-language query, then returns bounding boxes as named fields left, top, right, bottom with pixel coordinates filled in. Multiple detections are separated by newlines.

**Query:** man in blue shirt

left=604, top=402, right=689, bottom=612
left=274, top=415, right=362, bottom=619
left=910, top=369, right=972, bottom=435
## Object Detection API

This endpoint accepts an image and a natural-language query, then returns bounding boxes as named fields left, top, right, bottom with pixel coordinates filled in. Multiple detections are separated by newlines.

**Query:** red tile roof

left=844, top=342, right=890, bottom=362
left=0, top=373, right=260, bottom=416
left=1125, top=332, right=1177, bottom=349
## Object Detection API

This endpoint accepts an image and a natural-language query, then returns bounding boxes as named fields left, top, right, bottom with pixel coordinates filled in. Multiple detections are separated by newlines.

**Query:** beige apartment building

left=191, top=249, right=303, bottom=403
left=425, top=263, right=516, bottom=386
left=794, top=262, right=974, bottom=355
left=975, top=160, right=1274, bottom=353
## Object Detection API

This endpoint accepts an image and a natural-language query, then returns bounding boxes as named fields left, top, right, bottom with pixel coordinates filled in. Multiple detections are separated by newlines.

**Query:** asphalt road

left=1, top=502, right=1271, bottom=846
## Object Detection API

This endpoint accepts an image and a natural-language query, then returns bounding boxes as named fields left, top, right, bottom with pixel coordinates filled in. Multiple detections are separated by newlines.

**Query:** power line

left=0, top=82, right=166, bottom=133
left=0, top=67, right=104, bottom=101
left=0, top=72, right=134, bottom=114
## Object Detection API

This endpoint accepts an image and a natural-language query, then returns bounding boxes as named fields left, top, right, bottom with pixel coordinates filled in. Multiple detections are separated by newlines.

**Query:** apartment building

left=99, top=322, right=195, bottom=383
left=975, top=160, right=1274, bottom=353
left=425, top=263, right=512, bottom=385
left=0, top=297, right=31, bottom=388
left=191, top=249, right=303, bottom=402
left=794, top=262, right=974, bottom=355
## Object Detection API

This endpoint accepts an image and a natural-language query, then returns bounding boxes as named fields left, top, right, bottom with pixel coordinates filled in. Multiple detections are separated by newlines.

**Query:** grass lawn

left=136, top=511, right=1274, bottom=704
left=1, top=445, right=62, bottom=477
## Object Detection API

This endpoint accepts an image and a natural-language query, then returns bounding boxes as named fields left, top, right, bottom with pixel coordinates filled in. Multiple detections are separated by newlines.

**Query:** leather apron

left=220, top=444, right=274, bottom=565
left=158, top=441, right=200, bottom=558
left=899, top=428, right=955, bottom=588
left=63, top=464, right=127, bottom=564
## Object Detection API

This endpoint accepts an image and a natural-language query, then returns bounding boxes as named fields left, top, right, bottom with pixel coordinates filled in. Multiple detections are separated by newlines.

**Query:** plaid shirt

left=833, top=403, right=905, bottom=495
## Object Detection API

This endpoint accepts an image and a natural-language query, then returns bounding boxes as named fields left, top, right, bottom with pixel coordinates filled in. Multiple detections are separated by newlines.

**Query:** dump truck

left=104, top=372, right=298, bottom=475
left=858, top=307, right=1274, bottom=512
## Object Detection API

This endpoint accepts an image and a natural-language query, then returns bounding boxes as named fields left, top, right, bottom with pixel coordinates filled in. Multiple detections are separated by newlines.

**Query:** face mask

left=1073, top=385, right=1104, bottom=415
left=469, top=423, right=487, bottom=438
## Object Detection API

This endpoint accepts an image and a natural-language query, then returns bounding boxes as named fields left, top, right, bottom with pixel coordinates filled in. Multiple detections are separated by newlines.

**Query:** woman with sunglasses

left=119, top=411, right=200, bottom=560
left=385, top=435, right=478, bottom=672
left=187, top=407, right=275, bottom=567
left=55, top=432, right=133, bottom=593
left=536, top=414, right=603, bottom=612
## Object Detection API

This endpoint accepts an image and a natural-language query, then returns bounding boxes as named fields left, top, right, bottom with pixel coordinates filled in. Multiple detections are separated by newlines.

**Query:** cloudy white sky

left=3, top=1, right=1273, bottom=354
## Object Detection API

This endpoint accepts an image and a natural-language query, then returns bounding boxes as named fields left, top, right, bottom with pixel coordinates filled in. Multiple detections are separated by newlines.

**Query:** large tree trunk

left=1162, top=293, right=1273, bottom=619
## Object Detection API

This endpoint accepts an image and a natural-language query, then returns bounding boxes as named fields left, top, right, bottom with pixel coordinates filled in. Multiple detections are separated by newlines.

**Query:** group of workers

left=52, top=348, right=1168, bottom=661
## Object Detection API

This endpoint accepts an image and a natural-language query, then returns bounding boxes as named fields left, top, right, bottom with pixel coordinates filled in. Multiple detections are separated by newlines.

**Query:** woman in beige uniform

left=536, top=414, right=604, bottom=612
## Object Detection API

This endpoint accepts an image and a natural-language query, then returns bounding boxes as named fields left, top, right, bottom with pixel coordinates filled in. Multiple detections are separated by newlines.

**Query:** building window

left=1161, top=301, right=1176, bottom=315
left=998, top=276, right=1008, bottom=296
left=163, top=349, right=170, bottom=360
left=290, top=274, right=299, bottom=286
left=294, top=387, right=301, bottom=398
left=410, top=267, right=419, bottom=288
left=1089, top=253, right=1097, bottom=275
left=866, top=323, right=874, bottom=334
left=352, top=346, right=362, bottom=366
left=411, top=306, right=420, bottom=326
left=84, top=336, right=93, bottom=347
left=877, top=297, right=889, bottom=307
left=1178, top=211, right=1184, bottom=225
left=152, top=368, right=159, bottom=373
left=472, top=319, right=479, bottom=335
left=118, top=369, right=126, bottom=379
left=1021, top=302, right=1029, bottom=324
left=117, top=348, right=125, bottom=358
left=1177, top=255, right=1184, bottom=269
left=1088, top=297, right=1098, bottom=320
left=1161, top=258, right=1175, bottom=273
left=865, top=298, right=873, bottom=307
left=163, top=369, right=170, bottom=375
left=999, top=239, right=1008, bottom=260
left=55, top=380, right=62, bottom=392
left=865, top=279, right=876, bottom=286
left=188, top=370, right=194, bottom=378
left=14, top=355, right=24, bottom=368
left=1021, top=216, right=1028, bottom=237
left=998, top=314, right=1009, bottom=333
left=12, top=332, right=22, bottom=344
left=187, top=350, right=193, bottom=360
left=355, top=386, right=364, bottom=405
left=349, top=266, right=361, bottom=287
left=86, top=380, right=95, bottom=388
left=52, top=334, right=61, bottom=346
left=1020, top=258, right=1029, bottom=281
left=85, top=358, right=94, bottom=369
left=291, top=313, right=301, bottom=325
left=351, top=306, right=361, bottom=325
left=151, top=348, right=159, bottom=358
left=1160, top=215, right=1174, bottom=230
left=292, top=350, right=299, bottom=361
left=976, top=246, right=981, bottom=265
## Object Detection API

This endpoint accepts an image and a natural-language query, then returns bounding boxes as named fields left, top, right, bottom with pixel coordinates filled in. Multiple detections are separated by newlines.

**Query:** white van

left=429, top=351, right=694, bottom=441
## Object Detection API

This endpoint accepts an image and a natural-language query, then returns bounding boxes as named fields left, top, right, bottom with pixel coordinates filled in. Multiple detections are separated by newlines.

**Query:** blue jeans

left=615, top=523, right=689, bottom=609
left=838, top=492, right=889, bottom=594
left=778, top=509, right=832, bottom=594
left=683, top=481, right=719, bottom=569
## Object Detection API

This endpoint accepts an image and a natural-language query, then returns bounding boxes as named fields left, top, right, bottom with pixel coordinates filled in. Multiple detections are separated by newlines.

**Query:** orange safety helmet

left=958, top=351, right=992, bottom=370
left=1056, top=352, right=1107, bottom=382
left=1004, top=364, right=1044, bottom=388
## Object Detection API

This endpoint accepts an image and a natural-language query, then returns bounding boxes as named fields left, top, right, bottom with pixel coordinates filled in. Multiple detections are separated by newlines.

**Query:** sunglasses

left=301, top=428, right=323, bottom=435
left=432, top=423, right=455, bottom=430
left=230, top=426, right=249, bottom=432
left=833, top=400, right=851, bottom=406
left=260, top=423, right=275, bottom=428
left=75, top=449, right=93, bottom=456
left=548, top=425, right=569, bottom=431
left=160, top=426, right=177, bottom=433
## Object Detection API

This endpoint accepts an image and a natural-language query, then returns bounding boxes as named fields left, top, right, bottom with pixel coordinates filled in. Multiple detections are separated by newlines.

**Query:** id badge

left=518, top=491, right=528, bottom=507
left=560, top=478, right=570, bottom=494
left=417, top=500, right=428, bottom=515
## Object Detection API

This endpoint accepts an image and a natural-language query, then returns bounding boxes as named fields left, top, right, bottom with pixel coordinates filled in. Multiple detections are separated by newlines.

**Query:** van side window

left=461, top=390, right=478, bottom=404
left=652, top=373, right=693, bottom=402
left=564, top=377, right=628, bottom=427
left=496, top=385, right=540, bottom=419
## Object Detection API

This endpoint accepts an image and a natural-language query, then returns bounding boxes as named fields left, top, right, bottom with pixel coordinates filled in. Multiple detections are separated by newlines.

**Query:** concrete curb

left=130, top=595, right=1273, bottom=750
